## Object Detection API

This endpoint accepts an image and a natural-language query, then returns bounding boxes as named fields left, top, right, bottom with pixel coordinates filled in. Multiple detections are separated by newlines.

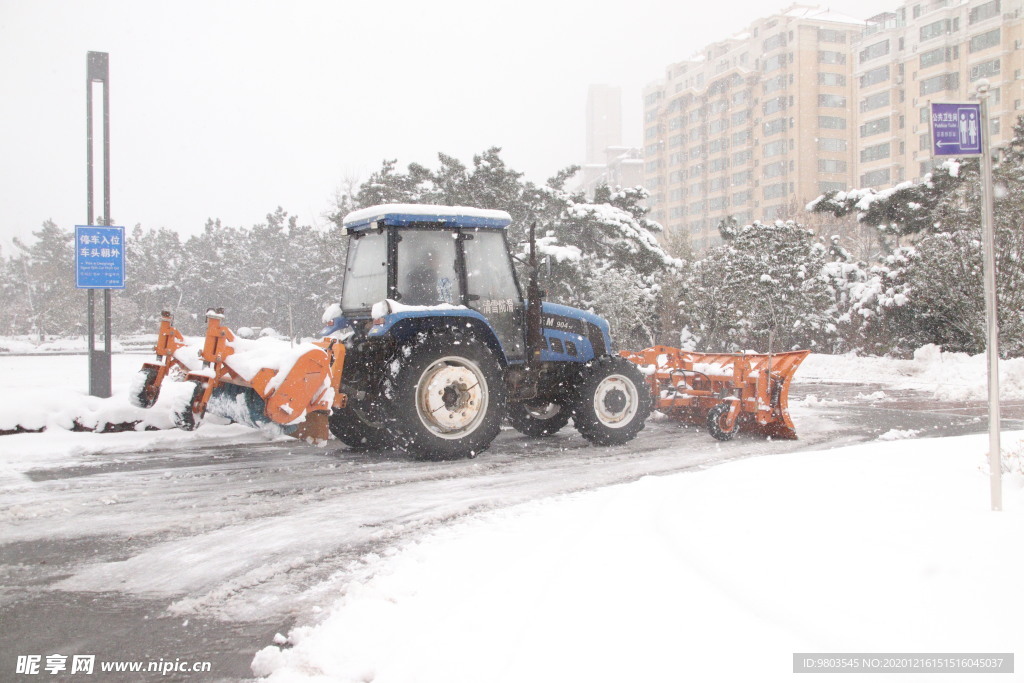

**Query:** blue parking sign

left=75, top=225, right=125, bottom=289
left=930, top=102, right=983, bottom=157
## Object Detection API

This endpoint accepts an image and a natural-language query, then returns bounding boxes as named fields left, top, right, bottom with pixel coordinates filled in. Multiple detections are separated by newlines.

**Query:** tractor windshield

left=341, top=230, right=387, bottom=312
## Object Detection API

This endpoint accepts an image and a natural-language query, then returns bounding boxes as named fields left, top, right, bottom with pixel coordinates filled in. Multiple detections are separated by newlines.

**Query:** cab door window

left=395, top=229, right=461, bottom=306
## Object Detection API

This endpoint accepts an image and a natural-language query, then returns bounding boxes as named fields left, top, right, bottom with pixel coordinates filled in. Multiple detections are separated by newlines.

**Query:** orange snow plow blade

left=133, top=309, right=346, bottom=443
left=621, top=346, right=809, bottom=440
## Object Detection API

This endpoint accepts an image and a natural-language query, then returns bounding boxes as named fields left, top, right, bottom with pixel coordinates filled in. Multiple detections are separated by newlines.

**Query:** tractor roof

left=342, top=204, right=512, bottom=232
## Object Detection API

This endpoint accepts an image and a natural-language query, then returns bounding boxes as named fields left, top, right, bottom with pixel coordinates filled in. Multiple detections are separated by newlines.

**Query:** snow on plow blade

left=132, top=310, right=345, bottom=443
left=621, top=346, right=809, bottom=441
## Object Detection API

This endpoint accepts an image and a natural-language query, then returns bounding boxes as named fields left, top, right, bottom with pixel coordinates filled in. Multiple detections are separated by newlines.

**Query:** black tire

left=572, top=356, right=652, bottom=446
left=508, top=400, right=570, bottom=437
left=385, top=330, right=505, bottom=460
left=129, top=367, right=159, bottom=409
left=706, top=402, right=740, bottom=441
left=174, top=379, right=205, bottom=431
left=328, top=404, right=393, bottom=451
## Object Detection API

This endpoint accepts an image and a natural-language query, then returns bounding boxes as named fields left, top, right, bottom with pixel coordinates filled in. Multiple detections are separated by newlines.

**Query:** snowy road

left=3, top=379, right=1023, bottom=681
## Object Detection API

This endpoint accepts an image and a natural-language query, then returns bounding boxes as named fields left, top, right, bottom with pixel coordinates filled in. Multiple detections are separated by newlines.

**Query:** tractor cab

left=340, top=204, right=527, bottom=361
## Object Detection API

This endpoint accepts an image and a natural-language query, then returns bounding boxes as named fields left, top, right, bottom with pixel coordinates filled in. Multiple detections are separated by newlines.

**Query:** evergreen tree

left=677, top=221, right=834, bottom=352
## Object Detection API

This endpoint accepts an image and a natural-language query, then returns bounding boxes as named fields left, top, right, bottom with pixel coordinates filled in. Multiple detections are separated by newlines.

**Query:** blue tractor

left=321, top=204, right=652, bottom=459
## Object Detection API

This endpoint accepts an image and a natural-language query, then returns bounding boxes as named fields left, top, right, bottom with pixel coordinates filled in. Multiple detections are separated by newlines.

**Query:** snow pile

left=253, top=433, right=1024, bottom=682
left=801, top=345, right=1024, bottom=401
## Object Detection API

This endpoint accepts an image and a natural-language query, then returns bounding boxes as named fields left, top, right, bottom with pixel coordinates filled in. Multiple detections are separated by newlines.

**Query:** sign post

left=930, top=91, right=1001, bottom=511
left=85, top=51, right=115, bottom=397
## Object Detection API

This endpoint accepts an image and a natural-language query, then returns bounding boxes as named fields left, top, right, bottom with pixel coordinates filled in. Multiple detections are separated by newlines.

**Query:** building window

left=969, top=28, right=1001, bottom=53
left=669, top=134, right=684, bottom=148
left=859, top=39, right=890, bottom=63
left=818, top=137, right=847, bottom=152
left=920, top=45, right=958, bottom=69
left=763, top=117, right=787, bottom=135
left=763, top=96, right=788, bottom=115
left=860, top=142, right=891, bottom=163
left=819, top=50, right=846, bottom=65
left=860, top=91, right=890, bottom=112
left=819, top=181, right=846, bottom=193
left=920, top=19, right=952, bottom=42
left=730, top=110, right=750, bottom=126
left=818, top=93, right=847, bottom=108
left=763, top=161, right=787, bottom=178
left=860, top=168, right=891, bottom=187
left=709, top=158, right=729, bottom=173
left=970, top=58, right=1000, bottom=81
left=818, top=115, right=847, bottom=130
left=732, top=130, right=751, bottom=146
left=920, top=72, right=959, bottom=95
left=763, top=33, right=787, bottom=51
left=919, top=132, right=930, bottom=150
left=733, top=190, right=752, bottom=204
left=818, top=28, right=847, bottom=43
left=763, top=75, right=787, bottom=94
left=732, top=150, right=752, bottom=166
left=818, top=159, right=848, bottom=173
left=859, top=65, right=889, bottom=88
left=969, top=0, right=1000, bottom=24
left=732, top=90, right=750, bottom=105
left=709, top=176, right=728, bottom=192
left=763, top=182, right=788, bottom=200
left=763, top=140, right=787, bottom=157
left=819, top=72, right=847, bottom=87
left=860, top=116, right=891, bottom=137
left=764, top=54, right=787, bottom=73
left=732, top=170, right=753, bottom=186
left=708, top=138, right=728, bottom=154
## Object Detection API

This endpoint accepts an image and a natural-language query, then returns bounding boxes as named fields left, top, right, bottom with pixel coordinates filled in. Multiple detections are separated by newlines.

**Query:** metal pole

left=102, top=60, right=113, bottom=374
left=86, top=51, right=112, bottom=398
left=86, top=59, right=96, bottom=383
left=977, top=84, right=1001, bottom=511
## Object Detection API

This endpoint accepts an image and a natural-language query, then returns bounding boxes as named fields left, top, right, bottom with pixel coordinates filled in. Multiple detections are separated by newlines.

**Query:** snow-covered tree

left=677, top=220, right=835, bottom=352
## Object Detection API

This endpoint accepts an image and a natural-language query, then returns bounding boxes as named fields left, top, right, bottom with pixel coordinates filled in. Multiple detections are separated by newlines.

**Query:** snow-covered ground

left=253, top=434, right=1023, bottom=682
left=2, top=343, right=1022, bottom=681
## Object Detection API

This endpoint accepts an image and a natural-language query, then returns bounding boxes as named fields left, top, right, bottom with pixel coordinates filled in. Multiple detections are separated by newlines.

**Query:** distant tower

left=586, top=85, right=622, bottom=164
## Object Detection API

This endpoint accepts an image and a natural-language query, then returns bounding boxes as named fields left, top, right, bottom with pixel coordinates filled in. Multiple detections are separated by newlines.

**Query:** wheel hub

left=592, top=374, right=639, bottom=428
left=417, top=358, right=488, bottom=438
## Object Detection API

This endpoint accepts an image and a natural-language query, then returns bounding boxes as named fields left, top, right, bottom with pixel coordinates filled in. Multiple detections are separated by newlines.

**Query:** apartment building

left=853, top=0, right=1024, bottom=187
left=642, top=6, right=863, bottom=250
left=643, top=0, right=1023, bottom=250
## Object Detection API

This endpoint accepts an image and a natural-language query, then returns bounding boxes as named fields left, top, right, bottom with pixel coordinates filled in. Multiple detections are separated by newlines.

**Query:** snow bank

left=801, top=344, right=1024, bottom=401
left=253, top=432, right=1024, bottom=682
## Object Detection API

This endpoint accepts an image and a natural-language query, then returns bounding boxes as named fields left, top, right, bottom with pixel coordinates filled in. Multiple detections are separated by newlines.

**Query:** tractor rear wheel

left=572, top=356, right=651, bottom=446
left=386, top=330, right=505, bottom=460
left=508, top=400, right=570, bottom=437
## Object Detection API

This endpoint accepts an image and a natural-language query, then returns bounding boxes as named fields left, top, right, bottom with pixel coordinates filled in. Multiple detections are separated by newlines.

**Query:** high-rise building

left=853, top=0, right=1023, bottom=188
left=643, top=0, right=1023, bottom=250
left=586, top=85, right=624, bottom=164
left=643, top=5, right=863, bottom=249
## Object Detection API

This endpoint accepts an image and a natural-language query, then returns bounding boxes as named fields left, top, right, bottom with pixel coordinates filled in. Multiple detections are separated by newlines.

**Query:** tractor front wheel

left=328, top=403, right=393, bottom=451
left=386, top=331, right=505, bottom=460
left=508, top=400, right=570, bottom=437
left=572, top=356, right=652, bottom=446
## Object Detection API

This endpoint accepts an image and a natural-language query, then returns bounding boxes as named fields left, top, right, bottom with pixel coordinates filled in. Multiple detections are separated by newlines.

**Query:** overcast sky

left=0, top=0, right=899, bottom=248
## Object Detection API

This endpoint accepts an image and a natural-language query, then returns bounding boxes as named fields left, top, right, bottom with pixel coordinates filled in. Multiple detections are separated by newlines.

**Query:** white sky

left=0, top=0, right=899, bottom=248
